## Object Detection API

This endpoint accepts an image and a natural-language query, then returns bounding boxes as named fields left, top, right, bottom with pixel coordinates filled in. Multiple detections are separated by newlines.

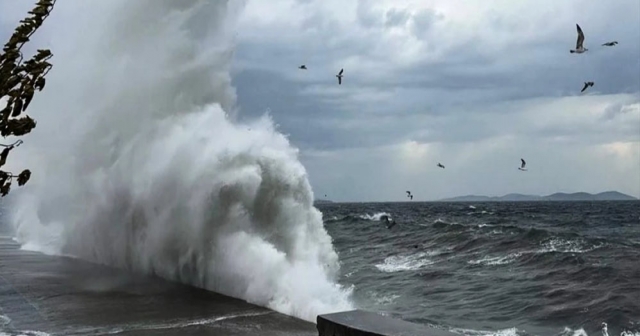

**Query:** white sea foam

left=358, top=212, right=392, bottom=221
left=6, top=0, right=352, bottom=322
left=468, top=252, right=523, bottom=266
left=375, top=252, right=435, bottom=272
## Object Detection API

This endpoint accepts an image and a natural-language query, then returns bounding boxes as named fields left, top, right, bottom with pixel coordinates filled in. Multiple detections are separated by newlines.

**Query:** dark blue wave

left=318, top=200, right=640, bottom=336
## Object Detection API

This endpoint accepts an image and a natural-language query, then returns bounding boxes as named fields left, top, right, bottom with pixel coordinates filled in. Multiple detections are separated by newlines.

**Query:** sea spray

left=5, top=0, right=354, bottom=321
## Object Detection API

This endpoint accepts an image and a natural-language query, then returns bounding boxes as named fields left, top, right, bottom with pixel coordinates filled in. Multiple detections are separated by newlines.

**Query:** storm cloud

left=2, top=0, right=639, bottom=201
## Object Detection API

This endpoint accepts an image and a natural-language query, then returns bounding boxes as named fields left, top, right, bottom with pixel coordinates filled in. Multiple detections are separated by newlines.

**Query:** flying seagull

left=581, top=81, right=594, bottom=92
left=518, top=158, right=527, bottom=171
left=437, top=163, right=445, bottom=169
left=298, top=65, right=307, bottom=70
left=336, top=68, right=344, bottom=85
left=406, top=191, right=413, bottom=200
left=602, top=41, right=618, bottom=47
left=570, top=24, right=588, bottom=54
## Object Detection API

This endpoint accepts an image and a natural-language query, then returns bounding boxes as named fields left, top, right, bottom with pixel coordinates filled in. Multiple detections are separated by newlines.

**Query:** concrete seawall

left=1, top=234, right=456, bottom=336
left=318, top=310, right=458, bottom=336
left=0, top=235, right=316, bottom=335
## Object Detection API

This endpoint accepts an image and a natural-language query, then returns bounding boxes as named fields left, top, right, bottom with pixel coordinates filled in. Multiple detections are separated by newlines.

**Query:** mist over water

left=5, top=0, right=353, bottom=322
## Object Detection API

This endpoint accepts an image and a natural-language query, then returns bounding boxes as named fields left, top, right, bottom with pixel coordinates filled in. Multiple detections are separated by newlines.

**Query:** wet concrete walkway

left=0, top=236, right=316, bottom=336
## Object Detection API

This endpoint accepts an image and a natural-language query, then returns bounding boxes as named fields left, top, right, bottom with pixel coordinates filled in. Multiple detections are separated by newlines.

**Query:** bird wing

left=338, top=68, right=343, bottom=75
left=338, top=76, right=342, bottom=85
left=521, top=158, right=526, bottom=167
left=576, top=24, right=585, bottom=49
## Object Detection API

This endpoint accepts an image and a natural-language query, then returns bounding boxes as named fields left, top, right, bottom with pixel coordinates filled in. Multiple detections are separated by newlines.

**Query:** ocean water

left=318, top=201, right=640, bottom=336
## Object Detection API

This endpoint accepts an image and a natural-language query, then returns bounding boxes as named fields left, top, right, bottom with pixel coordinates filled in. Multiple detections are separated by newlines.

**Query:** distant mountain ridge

left=438, top=191, right=638, bottom=202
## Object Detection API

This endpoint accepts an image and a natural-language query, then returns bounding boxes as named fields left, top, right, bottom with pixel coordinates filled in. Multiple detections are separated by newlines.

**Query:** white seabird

left=336, top=68, right=344, bottom=85
left=601, top=322, right=608, bottom=336
left=570, top=24, right=588, bottom=54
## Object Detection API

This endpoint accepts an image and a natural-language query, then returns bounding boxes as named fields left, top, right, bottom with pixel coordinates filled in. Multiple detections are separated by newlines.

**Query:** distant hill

left=438, top=191, right=637, bottom=202
left=314, top=199, right=334, bottom=204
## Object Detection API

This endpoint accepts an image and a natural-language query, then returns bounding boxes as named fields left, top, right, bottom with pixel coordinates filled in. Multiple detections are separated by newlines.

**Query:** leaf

left=17, top=169, right=31, bottom=186
left=0, top=104, right=11, bottom=123
left=1, top=105, right=11, bottom=123
left=33, top=6, right=48, bottom=15
left=35, top=77, right=46, bottom=90
left=4, top=75, right=21, bottom=89
left=35, top=49, right=52, bottom=60
left=12, top=98, right=23, bottom=117
left=0, top=147, right=10, bottom=167
left=0, top=181, right=10, bottom=197
left=7, top=116, right=37, bottom=136
left=22, top=88, right=34, bottom=111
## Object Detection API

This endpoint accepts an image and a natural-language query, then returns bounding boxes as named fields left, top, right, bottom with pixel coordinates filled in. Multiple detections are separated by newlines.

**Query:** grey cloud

left=356, top=0, right=382, bottom=29
left=410, top=8, right=445, bottom=40
left=231, top=68, right=370, bottom=150
left=232, top=68, right=434, bottom=150
left=357, top=1, right=445, bottom=36
left=232, top=12, right=640, bottom=151
left=384, top=8, right=410, bottom=28
left=2, top=0, right=639, bottom=201
left=233, top=55, right=639, bottom=153
left=239, top=2, right=639, bottom=118
left=300, top=135, right=640, bottom=202
left=382, top=29, right=638, bottom=92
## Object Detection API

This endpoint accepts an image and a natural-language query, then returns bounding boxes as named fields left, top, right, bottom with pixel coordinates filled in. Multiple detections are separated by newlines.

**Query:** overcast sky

left=2, top=0, right=639, bottom=202
left=231, top=0, right=640, bottom=201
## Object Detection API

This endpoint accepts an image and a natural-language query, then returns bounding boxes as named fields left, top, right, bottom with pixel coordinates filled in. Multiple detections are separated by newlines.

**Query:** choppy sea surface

left=318, top=201, right=640, bottom=336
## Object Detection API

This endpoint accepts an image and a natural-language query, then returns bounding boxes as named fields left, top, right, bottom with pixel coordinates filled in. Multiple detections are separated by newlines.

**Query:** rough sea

left=1, top=1, right=638, bottom=335
left=318, top=201, right=640, bottom=336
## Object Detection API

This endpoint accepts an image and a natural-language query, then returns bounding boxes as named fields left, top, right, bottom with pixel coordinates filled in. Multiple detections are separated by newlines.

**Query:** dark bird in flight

left=581, top=81, right=594, bottom=92
left=437, top=163, right=445, bottom=169
left=298, top=65, right=307, bottom=69
left=602, top=41, right=618, bottom=47
left=518, top=158, right=527, bottom=171
left=336, top=68, right=344, bottom=85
